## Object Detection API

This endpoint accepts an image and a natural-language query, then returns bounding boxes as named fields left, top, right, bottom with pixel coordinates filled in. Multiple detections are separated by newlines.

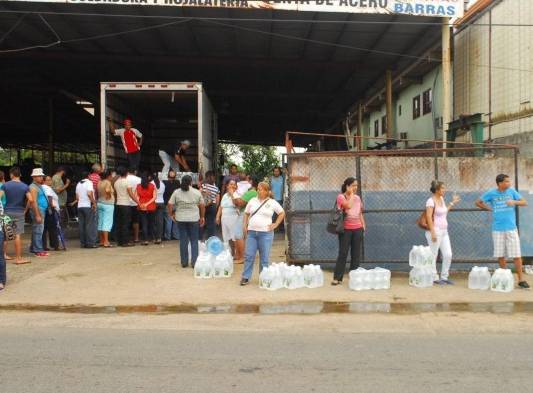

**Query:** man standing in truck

left=109, top=118, right=144, bottom=171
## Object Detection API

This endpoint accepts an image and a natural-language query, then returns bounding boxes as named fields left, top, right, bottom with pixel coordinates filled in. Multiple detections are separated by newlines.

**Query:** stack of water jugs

left=467, top=266, right=492, bottom=291
left=408, top=245, right=435, bottom=288
left=349, top=267, right=391, bottom=291
left=489, top=268, right=514, bottom=293
left=194, top=237, right=234, bottom=279
left=259, top=262, right=324, bottom=291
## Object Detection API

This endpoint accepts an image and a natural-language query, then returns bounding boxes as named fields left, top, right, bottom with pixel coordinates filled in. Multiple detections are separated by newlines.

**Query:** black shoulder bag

left=327, top=197, right=345, bottom=235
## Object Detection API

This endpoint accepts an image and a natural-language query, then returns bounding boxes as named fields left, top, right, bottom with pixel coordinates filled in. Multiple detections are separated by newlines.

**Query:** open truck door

left=100, top=82, right=217, bottom=180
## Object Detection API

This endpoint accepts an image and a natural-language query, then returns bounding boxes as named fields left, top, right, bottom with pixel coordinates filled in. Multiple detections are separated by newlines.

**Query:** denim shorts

left=5, top=211, right=25, bottom=235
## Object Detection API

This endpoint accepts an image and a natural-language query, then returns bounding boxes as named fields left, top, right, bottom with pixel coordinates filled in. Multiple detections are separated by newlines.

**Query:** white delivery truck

left=100, top=82, right=217, bottom=179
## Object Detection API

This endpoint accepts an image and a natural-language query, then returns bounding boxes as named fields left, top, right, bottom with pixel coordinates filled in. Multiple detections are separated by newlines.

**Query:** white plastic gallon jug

left=491, top=268, right=514, bottom=293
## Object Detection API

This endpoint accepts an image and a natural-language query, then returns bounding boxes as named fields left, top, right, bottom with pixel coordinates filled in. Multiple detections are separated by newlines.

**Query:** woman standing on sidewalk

left=425, top=181, right=460, bottom=285
left=97, top=170, right=115, bottom=248
left=332, top=177, right=365, bottom=286
left=135, top=172, right=157, bottom=246
left=168, top=175, right=205, bottom=268
left=240, top=182, right=285, bottom=286
left=216, top=179, right=240, bottom=258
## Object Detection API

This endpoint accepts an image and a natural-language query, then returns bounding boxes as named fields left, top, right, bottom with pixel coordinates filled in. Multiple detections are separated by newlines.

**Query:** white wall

left=454, top=0, right=533, bottom=140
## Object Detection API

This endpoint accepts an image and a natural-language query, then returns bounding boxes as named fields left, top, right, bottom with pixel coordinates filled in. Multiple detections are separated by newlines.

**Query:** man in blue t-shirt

left=476, top=174, right=529, bottom=289
left=2, top=167, right=39, bottom=264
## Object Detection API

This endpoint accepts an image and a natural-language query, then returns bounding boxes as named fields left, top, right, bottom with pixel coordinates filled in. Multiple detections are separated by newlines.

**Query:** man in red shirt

left=110, top=118, right=144, bottom=170
left=88, top=163, right=102, bottom=198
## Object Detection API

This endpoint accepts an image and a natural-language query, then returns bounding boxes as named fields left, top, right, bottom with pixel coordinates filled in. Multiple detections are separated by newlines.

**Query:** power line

left=0, top=13, right=26, bottom=45
left=1, top=9, right=533, bottom=27
left=0, top=17, right=191, bottom=53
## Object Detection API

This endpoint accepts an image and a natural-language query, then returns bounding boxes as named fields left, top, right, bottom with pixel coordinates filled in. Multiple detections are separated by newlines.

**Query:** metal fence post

left=514, top=147, right=520, bottom=229
left=356, top=153, right=365, bottom=263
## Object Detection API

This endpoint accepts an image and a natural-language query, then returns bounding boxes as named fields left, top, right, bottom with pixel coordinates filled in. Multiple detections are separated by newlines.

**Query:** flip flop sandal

left=15, top=260, right=31, bottom=265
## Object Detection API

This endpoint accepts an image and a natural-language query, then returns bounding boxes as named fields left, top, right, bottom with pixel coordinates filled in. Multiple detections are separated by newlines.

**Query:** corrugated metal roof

left=0, top=3, right=443, bottom=147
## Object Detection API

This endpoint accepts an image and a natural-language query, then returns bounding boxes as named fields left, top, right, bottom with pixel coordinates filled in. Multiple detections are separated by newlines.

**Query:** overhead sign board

left=5, top=0, right=464, bottom=18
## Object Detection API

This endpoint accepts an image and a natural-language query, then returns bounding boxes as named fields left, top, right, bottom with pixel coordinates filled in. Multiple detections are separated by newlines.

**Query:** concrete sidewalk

left=1, top=239, right=532, bottom=309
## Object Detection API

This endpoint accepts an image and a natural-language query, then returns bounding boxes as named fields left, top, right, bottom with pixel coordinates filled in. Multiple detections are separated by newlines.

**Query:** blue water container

left=206, top=236, right=224, bottom=256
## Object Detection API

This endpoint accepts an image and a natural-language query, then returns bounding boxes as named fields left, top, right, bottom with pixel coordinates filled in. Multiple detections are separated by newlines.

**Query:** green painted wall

left=363, top=66, right=443, bottom=147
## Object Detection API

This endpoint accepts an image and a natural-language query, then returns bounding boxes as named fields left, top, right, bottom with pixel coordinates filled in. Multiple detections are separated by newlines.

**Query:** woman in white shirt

left=426, top=180, right=460, bottom=285
left=216, top=180, right=241, bottom=260
left=240, top=182, right=285, bottom=286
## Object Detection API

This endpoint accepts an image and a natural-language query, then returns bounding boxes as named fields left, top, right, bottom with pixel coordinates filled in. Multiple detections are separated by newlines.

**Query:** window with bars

left=423, top=88, right=432, bottom=115
left=413, top=95, right=421, bottom=119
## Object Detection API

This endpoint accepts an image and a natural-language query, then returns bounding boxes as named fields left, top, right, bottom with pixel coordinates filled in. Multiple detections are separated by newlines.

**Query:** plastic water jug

left=206, top=236, right=224, bottom=256
left=469, top=266, right=491, bottom=290
left=409, top=266, right=433, bottom=288
left=212, top=256, right=225, bottom=278
left=349, top=268, right=366, bottom=291
left=409, top=245, right=434, bottom=268
left=373, top=267, right=391, bottom=289
left=259, top=266, right=283, bottom=291
left=303, top=264, right=324, bottom=288
left=221, top=250, right=234, bottom=278
left=315, top=265, right=324, bottom=287
left=491, top=268, right=514, bottom=293
left=194, top=253, right=213, bottom=279
left=478, top=267, right=491, bottom=290
left=468, top=266, right=481, bottom=289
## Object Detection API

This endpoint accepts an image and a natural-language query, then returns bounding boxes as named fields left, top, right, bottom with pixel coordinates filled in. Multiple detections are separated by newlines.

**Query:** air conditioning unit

left=400, top=132, right=408, bottom=140
left=435, top=117, right=443, bottom=129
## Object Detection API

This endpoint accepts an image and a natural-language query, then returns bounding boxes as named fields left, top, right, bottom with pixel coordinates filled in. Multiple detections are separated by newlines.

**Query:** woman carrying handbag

left=424, top=180, right=460, bottom=285
left=332, top=177, right=366, bottom=286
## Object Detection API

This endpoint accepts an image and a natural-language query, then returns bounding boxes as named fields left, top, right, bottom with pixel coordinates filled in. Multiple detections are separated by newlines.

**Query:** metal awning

left=0, top=2, right=444, bottom=148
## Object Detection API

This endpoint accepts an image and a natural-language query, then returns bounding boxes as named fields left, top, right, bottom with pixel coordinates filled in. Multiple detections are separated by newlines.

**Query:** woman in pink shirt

left=332, top=177, right=366, bottom=285
left=425, top=180, right=461, bottom=285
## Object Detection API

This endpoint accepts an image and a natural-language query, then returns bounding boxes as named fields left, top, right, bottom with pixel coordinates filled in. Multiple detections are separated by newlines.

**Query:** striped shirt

left=201, top=183, right=220, bottom=205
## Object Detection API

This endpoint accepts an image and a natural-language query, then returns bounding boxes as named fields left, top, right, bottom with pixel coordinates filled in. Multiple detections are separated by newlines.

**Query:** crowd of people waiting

left=0, top=163, right=287, bottom=290
left=1, top=162, right=527, bottom=292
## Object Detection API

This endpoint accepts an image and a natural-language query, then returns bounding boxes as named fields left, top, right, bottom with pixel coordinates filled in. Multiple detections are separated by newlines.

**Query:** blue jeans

left=78, top=207, right=97, bottom=248
left=0, top=231, right=5, bottom=285
left=164, top=214, right=179, bottom=240
left=242, top=230, right=274, bottom=280
left=202, top=204, right=217, bottom=241
left=30, top=207, right=46, bottom=253
left=178, top=221, right=199, bottom=267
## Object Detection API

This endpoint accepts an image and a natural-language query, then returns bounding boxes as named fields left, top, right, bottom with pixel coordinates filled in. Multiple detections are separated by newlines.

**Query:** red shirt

left=337, top=193, right=363, bottom=230
left=136, top=183, right=156, bottom=211
left=88, top=173, right=101, bottom=198
left=115, top=128, right=142, bottom=154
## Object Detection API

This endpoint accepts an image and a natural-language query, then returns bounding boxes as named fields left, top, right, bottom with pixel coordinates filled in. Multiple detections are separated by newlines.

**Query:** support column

left=442, top=18, right=452, bottom=150
left=385, top=70, right=393, bottom=140
left=48, top=97, right=54, bottom=174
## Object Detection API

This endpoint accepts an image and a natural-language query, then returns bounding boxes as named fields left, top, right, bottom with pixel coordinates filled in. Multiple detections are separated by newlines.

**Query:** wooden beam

left=385, top=70, right=393, bottom=139
left=442, top=18, right=452, bottom=150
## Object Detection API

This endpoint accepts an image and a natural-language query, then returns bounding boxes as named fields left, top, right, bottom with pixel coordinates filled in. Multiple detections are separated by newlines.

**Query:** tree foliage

left=220, top=143, right=280, bottom=181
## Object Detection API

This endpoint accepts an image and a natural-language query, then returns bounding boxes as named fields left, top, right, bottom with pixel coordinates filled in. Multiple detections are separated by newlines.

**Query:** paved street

left=1, top=313, right=532, bottom=393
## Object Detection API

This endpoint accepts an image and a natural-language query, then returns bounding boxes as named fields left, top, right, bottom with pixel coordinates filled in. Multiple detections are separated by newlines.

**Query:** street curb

left=0, top=301, right=532, bottom=315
